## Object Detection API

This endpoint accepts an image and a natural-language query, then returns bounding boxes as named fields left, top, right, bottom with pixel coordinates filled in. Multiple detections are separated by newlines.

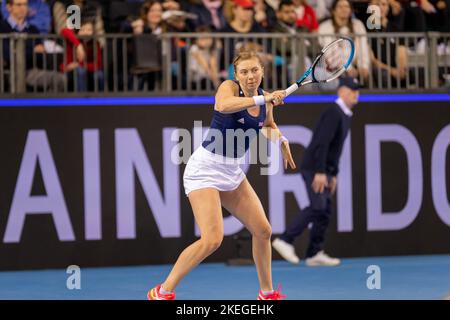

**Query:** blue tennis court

left=1, top=255, right=449, bottom=300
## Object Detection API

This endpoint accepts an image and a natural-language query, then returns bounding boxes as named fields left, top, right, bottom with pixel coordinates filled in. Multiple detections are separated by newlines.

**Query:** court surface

left=1, top=254, right=449, bottom=300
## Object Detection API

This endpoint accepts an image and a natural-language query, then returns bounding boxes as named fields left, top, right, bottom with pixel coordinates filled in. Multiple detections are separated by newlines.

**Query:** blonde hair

left=233, top=50, right=265, bottom=74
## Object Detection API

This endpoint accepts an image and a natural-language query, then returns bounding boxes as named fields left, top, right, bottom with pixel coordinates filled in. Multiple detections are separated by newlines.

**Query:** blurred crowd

left=1, top=0, right=450, bottom=92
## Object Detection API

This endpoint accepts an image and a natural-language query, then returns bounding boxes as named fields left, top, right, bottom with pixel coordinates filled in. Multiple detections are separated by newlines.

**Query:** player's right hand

left=266, top=90, right=286, bottom=106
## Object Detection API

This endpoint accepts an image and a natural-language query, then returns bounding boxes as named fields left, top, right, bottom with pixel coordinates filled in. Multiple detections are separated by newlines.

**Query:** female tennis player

left=148, top=50, right=296, bottom=300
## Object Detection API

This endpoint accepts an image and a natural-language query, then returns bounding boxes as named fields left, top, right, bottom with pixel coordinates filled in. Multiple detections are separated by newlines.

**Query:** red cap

left=233, top=0, right=254, bottom=9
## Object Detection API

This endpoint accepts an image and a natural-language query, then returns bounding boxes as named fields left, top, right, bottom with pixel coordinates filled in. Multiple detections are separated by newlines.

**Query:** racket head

left=311, top=37, right=355, bottom=83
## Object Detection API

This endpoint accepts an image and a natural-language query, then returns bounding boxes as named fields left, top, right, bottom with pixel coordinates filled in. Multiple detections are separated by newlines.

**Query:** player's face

left=235, top=58, right=264, bottom=92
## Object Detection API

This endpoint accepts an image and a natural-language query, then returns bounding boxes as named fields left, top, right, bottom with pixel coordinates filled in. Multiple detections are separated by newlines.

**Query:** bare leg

left=161, top=188, right=223, bottom=291
left=220, top=179, right=273, bottom=291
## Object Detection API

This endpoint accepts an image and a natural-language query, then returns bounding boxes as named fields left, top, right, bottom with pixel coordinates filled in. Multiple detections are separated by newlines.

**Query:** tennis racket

left=284, top=37, right=355, bottom=96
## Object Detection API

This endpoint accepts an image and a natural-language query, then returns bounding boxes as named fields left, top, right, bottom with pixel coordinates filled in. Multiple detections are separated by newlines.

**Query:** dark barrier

left=0, top=96, right=449, bottom=270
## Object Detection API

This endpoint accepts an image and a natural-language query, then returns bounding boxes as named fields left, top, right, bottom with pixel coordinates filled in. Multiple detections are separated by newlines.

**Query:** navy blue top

left=300, top=104, right=351, bottom=176
left=202, top=81, right=266, bottom=158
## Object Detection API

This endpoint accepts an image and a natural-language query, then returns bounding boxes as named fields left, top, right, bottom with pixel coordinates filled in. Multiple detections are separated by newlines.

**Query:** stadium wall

left=0, top=95, right=449, bottom=270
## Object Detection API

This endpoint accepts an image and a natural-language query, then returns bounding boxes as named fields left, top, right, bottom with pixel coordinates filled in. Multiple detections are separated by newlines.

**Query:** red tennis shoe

left=147, top=284, right=176, bottom=300
left=257, top=285, right=286, bottom=300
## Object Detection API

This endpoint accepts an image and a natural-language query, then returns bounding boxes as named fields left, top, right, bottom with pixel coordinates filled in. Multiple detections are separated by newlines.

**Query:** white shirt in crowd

left=318, top=18, right=371, bottom=71
left=308, top=0, right=334, bottom=22
left=188, top=44, right=217, bottom=82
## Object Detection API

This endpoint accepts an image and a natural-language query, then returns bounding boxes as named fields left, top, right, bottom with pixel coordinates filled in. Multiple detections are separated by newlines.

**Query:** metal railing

left=0, top=32, right=449, bottom=97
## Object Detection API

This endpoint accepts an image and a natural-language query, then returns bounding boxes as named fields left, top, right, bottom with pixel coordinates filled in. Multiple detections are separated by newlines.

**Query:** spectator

left=265, top=0, right=280, bottom=10
left=368, top=0, right=407, bottom=87
left=425, top=0, right=450, bottom=32
left=61, top=17, right=103, bottom=91
left=161, top=9, right=196, bottom=32
left=253, top=0, right=278, bottom=30
left=122, top=0, right=163, bottom=34
left=271, top=0, right=297, bottom=34
left=52, top=0, right=105, bottom=48
left=0, top=0, right=65, bottom=92
left=161, top=0, right=181, bottom=10
left=222, top=0, right=266, bottom=32
left=221, top=0, right=266, bottom=67
left=120, top=0, right=163, bottom=91
left=386, top=0, right=405, bottom=31
left=227, top=41, right=274, bottom=78
left=188, top=25, right=221, bottom=90
left=318, top=0, right=370, bottom=83
left=293, top=0, right=318, bottom=32
left=271, top=0, right=312, bottom=84
left=398, top=0, right=427, bottom=33
left=1, top=0, right=51, bottom=33
left=187, top=0, right=227, bottom=31
left=127, top=15, right=145, bottom=34
left=53, top=0, right=106, bottom=89
left=162, top=10, right=197, bottom=89
left=141, top=0, right=163, bottom=34
left=308, top=0, right=333, bottom=21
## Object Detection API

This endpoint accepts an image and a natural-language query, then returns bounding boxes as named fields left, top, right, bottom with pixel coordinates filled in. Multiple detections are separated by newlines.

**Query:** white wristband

left=280, top=135, right=288, bottom=145
left=253, top=95, right=265, bottom=106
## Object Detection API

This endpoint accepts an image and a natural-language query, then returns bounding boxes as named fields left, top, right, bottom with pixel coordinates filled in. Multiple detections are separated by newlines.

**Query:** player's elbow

left=214, top=100, right=230, bottom=113
left=215, top=102, right=226, bottom=112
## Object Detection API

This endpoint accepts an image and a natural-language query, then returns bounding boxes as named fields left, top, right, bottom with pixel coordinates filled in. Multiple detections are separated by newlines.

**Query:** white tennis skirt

left=183, top=146, right=246, bottom=196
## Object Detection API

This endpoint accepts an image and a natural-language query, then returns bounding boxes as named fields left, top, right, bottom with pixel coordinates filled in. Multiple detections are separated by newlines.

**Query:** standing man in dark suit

left=272, top=76, right=360, bottom=266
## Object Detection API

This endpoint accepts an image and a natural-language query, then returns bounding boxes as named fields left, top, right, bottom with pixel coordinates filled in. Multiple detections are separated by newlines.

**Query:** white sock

left=159, top=285, right=173, bottom=295
left=262, top=289, right=274, bottom=295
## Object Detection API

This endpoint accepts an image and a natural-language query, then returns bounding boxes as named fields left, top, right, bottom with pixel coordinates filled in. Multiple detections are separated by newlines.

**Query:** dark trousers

left=279, top=170, right=333, bottom=258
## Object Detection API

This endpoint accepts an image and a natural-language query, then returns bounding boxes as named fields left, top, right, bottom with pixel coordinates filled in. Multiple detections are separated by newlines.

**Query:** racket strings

left=313, top=39, right=353, bottom=82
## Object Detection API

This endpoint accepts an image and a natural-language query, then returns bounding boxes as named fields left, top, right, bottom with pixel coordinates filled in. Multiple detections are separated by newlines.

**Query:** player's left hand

left=281, top=140, right=296, bottom=170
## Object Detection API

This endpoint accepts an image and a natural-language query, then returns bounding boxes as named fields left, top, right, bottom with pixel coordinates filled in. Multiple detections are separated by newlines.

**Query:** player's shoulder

left=216, top=80, right=240, bottom=98
left=221, top=80, right=239, bottom=89
left=217, top=80, right=238, bottom=93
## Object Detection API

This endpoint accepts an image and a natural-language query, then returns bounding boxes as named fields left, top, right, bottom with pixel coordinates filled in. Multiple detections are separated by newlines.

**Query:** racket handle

left=285, top=83, right=299, bottom=96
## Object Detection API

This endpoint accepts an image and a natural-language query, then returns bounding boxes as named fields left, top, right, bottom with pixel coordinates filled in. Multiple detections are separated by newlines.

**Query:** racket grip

left=285, top=83, right=299, bottom=96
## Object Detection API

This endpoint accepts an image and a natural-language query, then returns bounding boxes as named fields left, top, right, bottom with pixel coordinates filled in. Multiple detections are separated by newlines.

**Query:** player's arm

left=261, top=98, right=296, bottom=170
left=261, top=90, right=287, bottom=141
left=214, top=80, right=263, bottom=113
left=261, top=100, right=281, bottom=141
left=214, top=80, right=280, bottom=113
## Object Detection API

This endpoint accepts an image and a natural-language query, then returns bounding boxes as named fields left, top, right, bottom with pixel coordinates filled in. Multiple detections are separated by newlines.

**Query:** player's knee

left=201, top=233, right=223, bottom=253
left=252, top=224, right=272, bottom=240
